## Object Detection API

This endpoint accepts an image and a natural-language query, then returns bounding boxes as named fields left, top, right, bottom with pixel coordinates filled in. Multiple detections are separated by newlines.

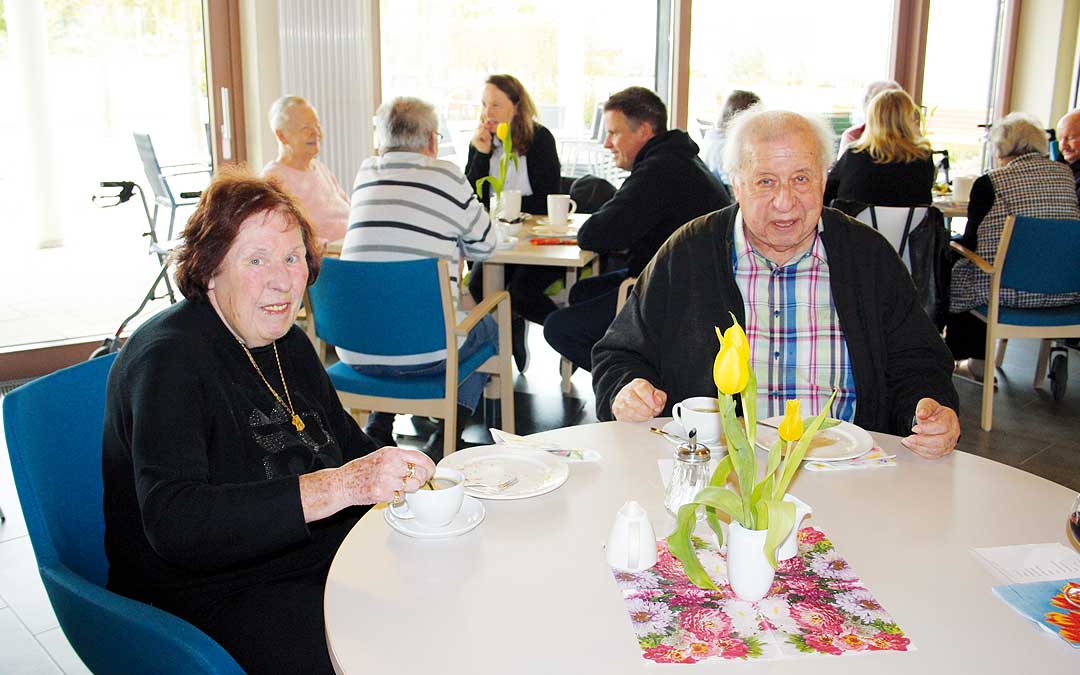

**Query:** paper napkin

left=802, top=447, right=896, bottom=472
left=489, top=429, right=601, bottom=462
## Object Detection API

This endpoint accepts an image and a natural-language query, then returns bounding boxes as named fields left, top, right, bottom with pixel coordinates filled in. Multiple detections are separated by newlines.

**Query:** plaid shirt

left=732, top=210, right=857, bottom=421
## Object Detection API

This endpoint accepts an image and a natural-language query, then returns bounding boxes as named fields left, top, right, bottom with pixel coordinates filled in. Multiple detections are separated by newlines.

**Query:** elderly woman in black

left=102, top=169, right=435, bottom=674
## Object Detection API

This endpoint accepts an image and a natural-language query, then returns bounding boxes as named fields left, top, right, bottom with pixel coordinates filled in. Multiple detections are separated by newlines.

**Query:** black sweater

left=824, top=148, right=935, bottom=206
left=576, top=129, right=731, bottom=276
left=466, top=123, right=561, bottom=215
left=592, top=205, right=958, bottom=435
left=103, top=300, right=376, bottom=616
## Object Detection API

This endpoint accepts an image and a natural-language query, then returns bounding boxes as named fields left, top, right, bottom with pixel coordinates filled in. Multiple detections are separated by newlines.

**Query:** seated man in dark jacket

left=592, top=108, right=960, bottom=459
left=1056, top=108, right=1080, bottom=201
left=543, top=87, right=731, bottom=372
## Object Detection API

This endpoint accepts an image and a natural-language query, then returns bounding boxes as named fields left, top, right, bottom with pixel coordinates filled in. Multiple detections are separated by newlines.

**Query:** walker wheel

left=1049, top=353, right=1068, bottom=402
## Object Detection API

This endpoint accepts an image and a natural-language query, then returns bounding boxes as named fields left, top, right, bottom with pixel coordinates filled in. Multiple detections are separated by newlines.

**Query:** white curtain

left=278, top=0, right=377, bottom=188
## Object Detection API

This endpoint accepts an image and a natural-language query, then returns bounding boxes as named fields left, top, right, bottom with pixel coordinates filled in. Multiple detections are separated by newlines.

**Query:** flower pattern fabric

left=614, top=526, right=913, bottom=663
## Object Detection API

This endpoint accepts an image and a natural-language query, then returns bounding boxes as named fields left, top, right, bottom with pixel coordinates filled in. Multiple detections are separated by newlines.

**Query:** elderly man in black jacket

left=592, top=109, right=960, bottom=459
left=543, top=87, right=731, bottom=372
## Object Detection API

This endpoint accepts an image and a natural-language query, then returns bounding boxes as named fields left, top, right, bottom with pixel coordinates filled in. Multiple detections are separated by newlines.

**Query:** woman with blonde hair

left=824, top=88, right=936, bottom=206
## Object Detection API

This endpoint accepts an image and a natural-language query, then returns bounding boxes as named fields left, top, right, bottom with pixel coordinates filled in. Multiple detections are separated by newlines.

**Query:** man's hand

left=900, top=398, right=960, bottom=459
left=611, top=378, right=667, bottom=422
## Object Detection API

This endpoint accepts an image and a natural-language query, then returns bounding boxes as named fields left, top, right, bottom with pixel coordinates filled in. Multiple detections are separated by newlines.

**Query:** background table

left=324, top=421, right=1079, bottom=674
left=479, top=212, right=597, bottom=301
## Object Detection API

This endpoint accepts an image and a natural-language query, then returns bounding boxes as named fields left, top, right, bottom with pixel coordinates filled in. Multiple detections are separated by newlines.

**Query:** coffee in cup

left=389, top=467, right=465, bottom=527
left=672, top=396, right=723, bottom=443
left=546, top=194, right=577, bottom=231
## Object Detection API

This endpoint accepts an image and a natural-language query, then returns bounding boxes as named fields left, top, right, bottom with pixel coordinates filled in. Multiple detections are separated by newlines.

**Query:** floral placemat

left=612, top=526, right=913, bottom=664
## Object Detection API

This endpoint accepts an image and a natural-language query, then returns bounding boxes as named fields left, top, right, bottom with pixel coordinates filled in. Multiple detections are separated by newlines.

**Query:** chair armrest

left=949, top=241, right=993, bottom=273
left=456, top=290, right=509, bottom=335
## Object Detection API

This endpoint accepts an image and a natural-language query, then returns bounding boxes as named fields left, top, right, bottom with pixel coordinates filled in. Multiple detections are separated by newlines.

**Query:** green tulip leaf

left=762, top=499, right=796, bottom=569
left=666, top=502, right=718, bottom=590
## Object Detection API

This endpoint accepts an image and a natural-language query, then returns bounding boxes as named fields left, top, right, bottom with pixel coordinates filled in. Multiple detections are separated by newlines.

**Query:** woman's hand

left=471, top=122, right=493, bottom=154
left=299, top=447, right=435, bottom=522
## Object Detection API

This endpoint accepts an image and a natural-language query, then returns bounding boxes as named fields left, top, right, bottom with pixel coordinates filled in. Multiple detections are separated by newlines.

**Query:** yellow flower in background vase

left=496, top=122, right=509, bottom=142
left=778, top=400, right=804, bottom=442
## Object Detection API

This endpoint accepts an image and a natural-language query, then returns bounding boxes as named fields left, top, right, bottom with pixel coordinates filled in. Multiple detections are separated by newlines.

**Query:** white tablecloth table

left=480, top=212, right=598, bottom=300
left=324, top=421, right=1079, bottom=673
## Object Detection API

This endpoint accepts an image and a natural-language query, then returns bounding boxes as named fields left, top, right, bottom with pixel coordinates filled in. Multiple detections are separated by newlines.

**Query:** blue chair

left=3, top=354, right=244, bottom=674
left=308, top=257, right=515, bottom=457
left=951, top=215, right=1080, bottom=430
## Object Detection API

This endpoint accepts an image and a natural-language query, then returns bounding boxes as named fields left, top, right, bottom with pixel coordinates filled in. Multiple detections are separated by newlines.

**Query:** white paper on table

left=972, top=543, right=1080, bottom=584
left=489, top=429, right=601, bottom=462
left=657, top=458, right=720, bottom=490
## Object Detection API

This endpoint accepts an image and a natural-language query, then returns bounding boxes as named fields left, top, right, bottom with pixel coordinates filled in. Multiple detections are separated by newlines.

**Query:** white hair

left=268, top=95, right=311, bottom=132
left=723, top=107, right=835, bottom=184
left=991, top=112, right=1048, bottom=159
left=863, top=80, right=902, bottom=111
left=374, top=97, right=439, bottom=153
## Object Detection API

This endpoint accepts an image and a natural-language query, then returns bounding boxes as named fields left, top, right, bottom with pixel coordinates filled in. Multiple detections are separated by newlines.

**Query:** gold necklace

left=237, top=338, right=306, bottom=432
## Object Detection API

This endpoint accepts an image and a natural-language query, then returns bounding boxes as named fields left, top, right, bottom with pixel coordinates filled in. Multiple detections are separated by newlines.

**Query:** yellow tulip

left=496, top=122, right=509, bottom=142
left=778, top=400, right=804, bottom=442
left=713, top=342, right=749, bottom=395
left=723, top=319, right=750, bottom=363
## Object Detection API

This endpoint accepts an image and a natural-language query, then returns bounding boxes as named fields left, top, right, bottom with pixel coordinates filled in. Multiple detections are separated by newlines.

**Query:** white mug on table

left=952, top=175, right=974, bottom=203
left=388, top=467, right=465, bottom=527
left=546, top=194, right=577, bottom=230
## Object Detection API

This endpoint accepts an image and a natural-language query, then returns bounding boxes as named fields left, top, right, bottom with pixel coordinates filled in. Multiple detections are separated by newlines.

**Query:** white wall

left=1011, top=0, right=1080, bottom=125
left=239, top=0, right=283, bottom=172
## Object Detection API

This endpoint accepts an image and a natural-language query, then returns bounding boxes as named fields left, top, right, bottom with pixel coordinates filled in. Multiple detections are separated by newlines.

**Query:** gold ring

left=401, top=476, right=409, bottom=490
left=405, top=464, right=416, bottom=479
left=392, top=490, right=402, bottom=504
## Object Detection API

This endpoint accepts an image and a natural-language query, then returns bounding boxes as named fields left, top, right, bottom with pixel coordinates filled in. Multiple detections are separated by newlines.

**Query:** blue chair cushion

left=972, top=303, right=1080, bottom=327
left=327, top=342, right=497, bottom=399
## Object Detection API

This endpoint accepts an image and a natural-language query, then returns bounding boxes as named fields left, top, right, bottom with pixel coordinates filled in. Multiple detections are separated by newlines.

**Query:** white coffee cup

left=388, top=467, right=464, bottom=528
left=952, top=175, right=974, bottom=203
left=498, top=189, right=522, bottom=221
left=672, top=396, right=722, bottom=443
left=546, top=194, right=577, bottom=230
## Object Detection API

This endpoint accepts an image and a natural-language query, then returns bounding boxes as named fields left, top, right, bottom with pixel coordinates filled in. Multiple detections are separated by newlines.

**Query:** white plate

left=438, top=445, right=570, bottom=500
left=754, top=417, right=874, bottom=461
left=383, top=495, right=485, bottom=539
left=660, top=420, right=727, bottom=452
left=495, top=235, right=519, bottom=250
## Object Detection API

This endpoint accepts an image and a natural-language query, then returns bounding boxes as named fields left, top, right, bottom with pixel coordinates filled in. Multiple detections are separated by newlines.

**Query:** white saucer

left=660, top=420, right=726, bottom=452
left=383, top=495, right=485, bottom=539
left=439, top=445, right=570, bottom=500
left=529, top=226, right=576, bottom=237
left=495, top=236, right=519, bottom=250
left=755, top=417, right=874, bottom=461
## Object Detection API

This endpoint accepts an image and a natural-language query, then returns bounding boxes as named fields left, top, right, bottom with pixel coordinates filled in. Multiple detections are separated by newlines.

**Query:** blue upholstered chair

left=307, top=257, right=515, bottom=457
left=3, top=354, right=243, bottom=674
left=951, top=215, right=1080, bottom=430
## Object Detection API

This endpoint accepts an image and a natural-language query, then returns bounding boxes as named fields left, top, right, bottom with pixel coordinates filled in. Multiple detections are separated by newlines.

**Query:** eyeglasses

left=435, top=132, right=444, bottom=142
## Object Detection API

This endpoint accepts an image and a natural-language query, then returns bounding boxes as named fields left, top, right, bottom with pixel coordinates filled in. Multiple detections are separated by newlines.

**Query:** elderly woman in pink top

left=261, top=96, right=349, bottom=246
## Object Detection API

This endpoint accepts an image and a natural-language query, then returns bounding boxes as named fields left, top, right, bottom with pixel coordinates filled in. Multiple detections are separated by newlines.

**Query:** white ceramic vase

left=726, top=522, right=776, bottom=601
left=777, top=493, right=813, bottom=561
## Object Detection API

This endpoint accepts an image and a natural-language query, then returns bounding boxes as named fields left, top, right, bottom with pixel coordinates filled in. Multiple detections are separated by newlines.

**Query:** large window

left=687, top=0, right=895, bottom=149
left=380, top=0, right=657, bottom=173
left=922, top=0, right=1005, bottom=177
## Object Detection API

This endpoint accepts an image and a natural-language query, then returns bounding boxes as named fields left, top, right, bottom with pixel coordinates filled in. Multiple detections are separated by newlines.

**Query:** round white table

left=324, top=421, right=1079, bottom=673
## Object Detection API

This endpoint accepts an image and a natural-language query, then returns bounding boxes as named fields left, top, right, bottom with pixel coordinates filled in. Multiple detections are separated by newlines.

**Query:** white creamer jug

left=606, top=500, right=658, bottom=571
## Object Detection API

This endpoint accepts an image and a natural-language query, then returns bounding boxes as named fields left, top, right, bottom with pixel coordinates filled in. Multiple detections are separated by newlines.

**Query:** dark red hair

left=174, top=167, right=321, bottom=302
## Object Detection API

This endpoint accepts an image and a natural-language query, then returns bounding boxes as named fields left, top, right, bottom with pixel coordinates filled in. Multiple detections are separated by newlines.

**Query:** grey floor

left=1, top=327, right=1078, bottom=673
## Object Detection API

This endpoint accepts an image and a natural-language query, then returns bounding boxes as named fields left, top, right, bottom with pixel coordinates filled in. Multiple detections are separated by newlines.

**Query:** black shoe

left=363, top=412, right=397, bottom=448
left=422, top=406, right=472, bottom=461
left=512, top=316, right=530, bottom=373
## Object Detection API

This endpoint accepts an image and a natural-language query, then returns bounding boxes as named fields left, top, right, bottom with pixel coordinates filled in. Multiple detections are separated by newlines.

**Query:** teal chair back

left=1000, top=216, right=1080, bottom=295
left=3, top=354, right=243, bottom=674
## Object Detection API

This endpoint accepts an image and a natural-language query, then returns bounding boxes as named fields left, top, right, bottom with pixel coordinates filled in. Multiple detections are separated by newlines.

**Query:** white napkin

left=802, top=447, right=896, bottom=472
left=489, top=429, right=601, bottom=462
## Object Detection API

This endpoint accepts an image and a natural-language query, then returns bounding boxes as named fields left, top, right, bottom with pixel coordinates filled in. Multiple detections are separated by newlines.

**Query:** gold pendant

left=291, top=414, right=305, bottom=432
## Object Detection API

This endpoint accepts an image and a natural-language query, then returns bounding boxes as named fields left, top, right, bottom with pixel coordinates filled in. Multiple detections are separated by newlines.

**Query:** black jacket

left=824, top=148, right=936, bottom=206
left=576, top=129, right=731, bottom=276
left=466, top=123, right=561, bottom=215
left=592, top=204, right=959, bottom=435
